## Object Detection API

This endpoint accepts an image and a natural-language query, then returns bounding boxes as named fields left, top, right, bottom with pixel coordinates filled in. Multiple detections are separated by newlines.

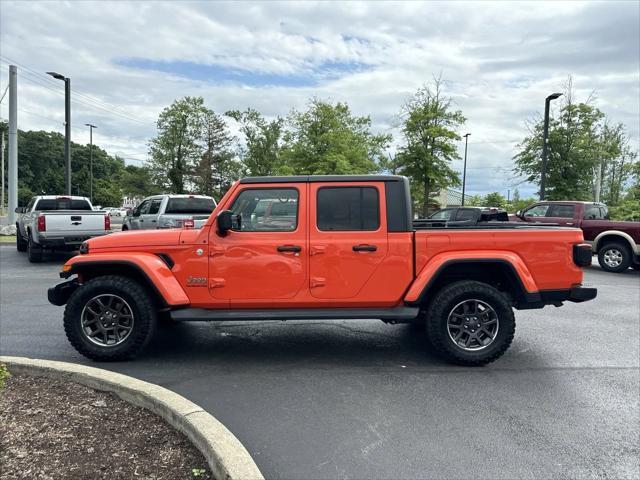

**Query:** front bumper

left=48, top=279, right=79, bottom=306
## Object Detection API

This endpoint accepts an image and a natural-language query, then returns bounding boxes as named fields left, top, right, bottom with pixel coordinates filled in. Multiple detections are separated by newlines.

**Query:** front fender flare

left=404, top=250, right=538, bottom=305
left=61, top=253, right=190, bottom=306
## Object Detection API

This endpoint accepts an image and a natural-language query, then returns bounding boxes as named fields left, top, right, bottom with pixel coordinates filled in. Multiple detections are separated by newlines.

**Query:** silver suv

left=122, top=194, right=216, bottom=230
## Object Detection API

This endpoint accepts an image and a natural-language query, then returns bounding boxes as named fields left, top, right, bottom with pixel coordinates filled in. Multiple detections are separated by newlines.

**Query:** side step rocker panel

left=170, top=306, right=419, bottom=322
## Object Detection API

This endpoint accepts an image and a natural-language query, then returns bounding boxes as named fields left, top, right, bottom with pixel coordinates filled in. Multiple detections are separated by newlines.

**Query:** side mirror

left=217, top=210, right=233, bottom=235
left=515, top=210, right=522, bottom=218
left=14, top=206, right=24, bottom=214
left=126, top=210, right=133, bottom=217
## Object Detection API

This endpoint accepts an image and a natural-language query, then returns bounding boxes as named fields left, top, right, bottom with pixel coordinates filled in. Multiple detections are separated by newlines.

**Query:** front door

left=308, top=182, right=388, bottom=300
left=208, top=184, right=307, bottom=304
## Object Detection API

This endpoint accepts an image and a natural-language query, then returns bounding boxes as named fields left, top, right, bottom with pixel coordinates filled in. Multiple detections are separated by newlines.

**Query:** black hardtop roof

left=240, top=175, right=407, bottom=184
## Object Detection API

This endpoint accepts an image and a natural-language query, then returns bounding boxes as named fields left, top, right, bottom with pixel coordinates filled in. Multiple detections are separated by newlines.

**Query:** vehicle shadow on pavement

left=141, top=321, right=452, bottom=368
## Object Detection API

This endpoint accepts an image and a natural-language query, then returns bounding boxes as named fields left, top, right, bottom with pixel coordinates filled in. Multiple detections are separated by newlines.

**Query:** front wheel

left=598, top=242, right=631, bottom=273
left=64, top=275, right=157, bottom=361
left=425, top=281, right=515, bottom=366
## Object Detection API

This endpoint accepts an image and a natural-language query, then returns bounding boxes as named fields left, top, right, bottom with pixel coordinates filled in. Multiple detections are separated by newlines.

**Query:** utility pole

left=540, top=92, right=562, bottom=200
left=1, top=133, right=4, bottom=216
left=461, top=133, right=471, bottom=206
left=8, top=65, right=18, bottom=224
left=47, top=71, right=71, bottom=195
left=85, top=123, right=97, bottom=202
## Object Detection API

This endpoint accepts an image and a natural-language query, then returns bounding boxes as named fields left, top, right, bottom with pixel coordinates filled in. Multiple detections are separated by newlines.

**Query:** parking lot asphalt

left=1, top=244, right=639, bottom=479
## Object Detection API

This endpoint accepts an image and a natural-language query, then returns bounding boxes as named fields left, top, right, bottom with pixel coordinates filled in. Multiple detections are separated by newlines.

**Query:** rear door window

left=455, top=209, right=478, bottom=221
left=584, top=205, right=604, bottom=220
left=547, top=204, right=575, bottom=218
left=317, top=187, right=380, bottom=231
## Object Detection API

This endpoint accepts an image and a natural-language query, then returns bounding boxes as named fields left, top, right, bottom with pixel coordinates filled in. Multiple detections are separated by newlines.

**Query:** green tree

left=597, top=123, right=637, bottom=205
left=483, top=192, right=506, bottom=208
left=119, top=165, right=156, bottom=198
left=148, top=96, right=207, bottom=193
left=280, top=99, right=390, bottom=175
left=226, top=108, right=283, bottom=176
left=395, top=77, right=465, bottom=217
left=193, top=109, right=237, bottom=199
left=513, top=79, right=638, bottom=202
left=465, top=194, right=484, bottom=207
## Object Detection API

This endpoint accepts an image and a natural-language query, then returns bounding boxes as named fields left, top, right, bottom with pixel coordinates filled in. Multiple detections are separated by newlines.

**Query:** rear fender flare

left=404, top=251, right=538, bottom=306
left=62, top=253, right=190, bottom=307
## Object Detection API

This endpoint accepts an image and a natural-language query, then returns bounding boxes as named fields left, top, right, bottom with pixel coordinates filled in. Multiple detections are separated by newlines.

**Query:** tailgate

left=42, top=211, right=107, bottom=234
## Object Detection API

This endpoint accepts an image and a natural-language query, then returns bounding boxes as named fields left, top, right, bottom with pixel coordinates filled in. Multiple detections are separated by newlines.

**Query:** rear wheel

left=64, top=275, right=157, bottom=361
left=27, top=236, right=43, bottom=262
left=598, top=242, right=631, bottom=273
left=16, top=227, right=27, bottom=252
left=425, top=281, right=515, bottom=366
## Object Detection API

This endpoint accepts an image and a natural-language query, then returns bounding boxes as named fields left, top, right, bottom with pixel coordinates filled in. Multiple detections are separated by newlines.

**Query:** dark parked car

left=413, top=207, right=509, bottom=228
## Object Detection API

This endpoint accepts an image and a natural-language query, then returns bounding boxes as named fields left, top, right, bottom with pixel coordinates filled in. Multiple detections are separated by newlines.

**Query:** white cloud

left=0, top=0, right=638, bottom=198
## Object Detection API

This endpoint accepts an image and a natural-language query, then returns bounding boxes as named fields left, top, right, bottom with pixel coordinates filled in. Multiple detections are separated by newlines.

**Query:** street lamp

left=47, top=71, right=71, bottom=195
left=85, top=123, right=97, bottom=202
left=461, top=133, right=471, bottom=206
left=540, top=92, right=562, bottom=200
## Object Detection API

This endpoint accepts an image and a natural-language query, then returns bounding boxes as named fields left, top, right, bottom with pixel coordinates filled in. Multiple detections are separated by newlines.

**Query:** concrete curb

left=0, top=356, right=264, bottom=480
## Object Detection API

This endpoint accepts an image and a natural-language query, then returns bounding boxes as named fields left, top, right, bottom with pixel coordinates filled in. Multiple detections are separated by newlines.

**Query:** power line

left=0, top=58, right=150, bottom=125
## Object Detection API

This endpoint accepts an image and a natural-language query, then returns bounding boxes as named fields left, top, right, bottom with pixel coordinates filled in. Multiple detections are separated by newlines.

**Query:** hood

left=88, top=229, right=183, bottom=250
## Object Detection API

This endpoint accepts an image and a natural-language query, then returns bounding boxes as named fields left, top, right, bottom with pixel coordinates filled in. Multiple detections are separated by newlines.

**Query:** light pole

left=47, top=71, right=71, bottom=195
left=85, top=123, right=97, bottom=202
left=540, top=92, right=562, bottom=200
left=461, top=133, right=471, bottom=206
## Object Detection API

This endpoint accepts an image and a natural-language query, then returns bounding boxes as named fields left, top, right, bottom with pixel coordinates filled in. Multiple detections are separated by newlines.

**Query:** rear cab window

left=35, top=198, right=92, bottom=211
left=584, top=205, right=606, bottom=220
left=316, top=187, right=380, bottom=231
left=165, top=197, right=216, bottom=214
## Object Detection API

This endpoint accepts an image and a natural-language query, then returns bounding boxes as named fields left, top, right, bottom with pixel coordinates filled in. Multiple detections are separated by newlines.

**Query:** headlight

left=79, top=242, right=89, bottom=254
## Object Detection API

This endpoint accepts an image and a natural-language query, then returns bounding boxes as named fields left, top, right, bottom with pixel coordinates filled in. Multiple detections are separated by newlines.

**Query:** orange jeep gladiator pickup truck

left=49, top=175, right=597, bottom=365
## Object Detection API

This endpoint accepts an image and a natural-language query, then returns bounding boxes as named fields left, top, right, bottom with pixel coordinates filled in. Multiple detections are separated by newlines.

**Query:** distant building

left=122, top=196, right=143, bottom=208
left=437, top=188, right=472, bottom=207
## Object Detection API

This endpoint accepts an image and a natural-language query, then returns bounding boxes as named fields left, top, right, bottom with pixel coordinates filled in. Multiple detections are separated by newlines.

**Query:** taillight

left=104, top=214, right=111, bottom=231
left=183, top=218, right=194, bottom=229
left=37, top=215, right=46, bottom=232
left=573, top=243, right=592, bottom=267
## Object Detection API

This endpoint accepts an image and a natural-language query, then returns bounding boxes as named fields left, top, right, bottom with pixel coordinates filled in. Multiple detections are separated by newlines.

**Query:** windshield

left=165, top=197, right=216, bottom=214
left=35, top=198, right=92, bottom=211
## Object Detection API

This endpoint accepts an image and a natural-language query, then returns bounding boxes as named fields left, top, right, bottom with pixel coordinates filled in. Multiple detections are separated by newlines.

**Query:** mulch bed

left=0, top=373, right=212, bottom=480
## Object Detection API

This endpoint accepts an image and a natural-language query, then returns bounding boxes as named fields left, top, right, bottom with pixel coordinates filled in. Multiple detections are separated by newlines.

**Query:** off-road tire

left=64, top=275, right=157, bottom=361
left=597, top=242, right=632, bottom=273
left=16, top=227, right=27, bottom=252
left=27, top=236, right=43, bottom=262
left=425, top=280, right=515, bottom=366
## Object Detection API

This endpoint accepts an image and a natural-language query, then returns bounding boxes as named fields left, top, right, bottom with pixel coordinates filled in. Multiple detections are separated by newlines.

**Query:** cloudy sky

left=1, top=0, right=638, bottom=197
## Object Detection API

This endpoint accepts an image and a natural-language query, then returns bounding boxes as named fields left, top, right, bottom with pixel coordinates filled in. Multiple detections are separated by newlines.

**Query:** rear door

left=309, top=182, right=388, bottom=300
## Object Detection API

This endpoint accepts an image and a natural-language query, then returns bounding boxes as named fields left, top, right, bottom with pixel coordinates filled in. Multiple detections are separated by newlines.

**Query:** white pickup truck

left=15, top=196, right=111, bottom=262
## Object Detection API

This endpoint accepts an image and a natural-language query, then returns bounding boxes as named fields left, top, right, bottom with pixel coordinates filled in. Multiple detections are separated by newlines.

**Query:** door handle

left=151, top=220, right=156, bottom=223
left=277, top=245, right=302, bottom=253
left=353, top=244, right=377, bottom=252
